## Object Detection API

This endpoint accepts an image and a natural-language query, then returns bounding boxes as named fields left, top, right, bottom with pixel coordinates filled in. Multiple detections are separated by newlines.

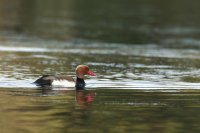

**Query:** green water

left=0, top=89, right=200, bottom=133
left=0, top=0, right=200, bottom=133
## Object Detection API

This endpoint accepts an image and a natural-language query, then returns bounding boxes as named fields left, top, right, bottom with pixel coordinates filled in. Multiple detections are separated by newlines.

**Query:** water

left=0, top=88, right=199, bottom=133
left=0, top=0, right=200, bottom=133
left=1, top=41, right=200, bottom=89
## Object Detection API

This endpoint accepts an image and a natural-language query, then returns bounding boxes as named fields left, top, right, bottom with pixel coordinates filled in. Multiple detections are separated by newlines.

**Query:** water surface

left=0, top=88, right=200, bottom=133
left=0, top=0, right=200, bottom=133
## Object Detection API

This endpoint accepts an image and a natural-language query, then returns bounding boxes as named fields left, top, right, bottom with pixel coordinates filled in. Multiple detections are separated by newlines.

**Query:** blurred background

left=1, top=0, right=200, bottom=44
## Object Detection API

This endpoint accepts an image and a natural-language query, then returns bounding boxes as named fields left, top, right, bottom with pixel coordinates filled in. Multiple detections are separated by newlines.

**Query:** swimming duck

left=34, top=65, right=96, bottom=89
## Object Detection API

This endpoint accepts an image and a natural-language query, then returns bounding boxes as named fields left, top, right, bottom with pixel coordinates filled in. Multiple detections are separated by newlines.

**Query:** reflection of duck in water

left=75, top=90, right=96, bottom=109
left=34, top=65, right=96, bottom=90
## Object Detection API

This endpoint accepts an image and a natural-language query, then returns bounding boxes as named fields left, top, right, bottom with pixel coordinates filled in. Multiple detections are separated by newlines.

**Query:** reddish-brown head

left=76, top=65, right=96, bottom=79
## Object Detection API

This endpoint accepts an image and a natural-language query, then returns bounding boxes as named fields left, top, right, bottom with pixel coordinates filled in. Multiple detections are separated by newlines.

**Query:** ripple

left=0, top=77, right=36, bottom=88
left=0, top=75, right=200, bottom=90
left=86, top=79, right=200, bottom=89
left=1, top=40, right=200, bottom=90
left=0, top=43, right=200, bottom=59
left=0, top=46, right=48, bottom=52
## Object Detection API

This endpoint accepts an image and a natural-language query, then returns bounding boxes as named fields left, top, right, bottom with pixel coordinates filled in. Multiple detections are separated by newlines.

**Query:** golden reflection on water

left=0, top=88, right=72, bottom=133
left=0, top=88, right=200, bottom=133
left=0, top=88, right=97, bottom=133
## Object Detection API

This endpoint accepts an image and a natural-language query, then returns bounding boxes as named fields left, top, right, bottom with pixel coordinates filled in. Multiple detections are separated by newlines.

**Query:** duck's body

left=34, top=65, right=95, bottom=90
left=34, top=75, right=75, bottom=87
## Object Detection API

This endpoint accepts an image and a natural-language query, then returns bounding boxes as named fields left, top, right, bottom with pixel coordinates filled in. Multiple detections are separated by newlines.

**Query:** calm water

left=0, top=0, right=200, bottom=133
left=0, top=88, right=200, bottom=133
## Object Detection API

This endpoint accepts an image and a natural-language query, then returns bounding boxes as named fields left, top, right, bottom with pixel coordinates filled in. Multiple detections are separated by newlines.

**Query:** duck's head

left=76, top=65, right=96, bottom=79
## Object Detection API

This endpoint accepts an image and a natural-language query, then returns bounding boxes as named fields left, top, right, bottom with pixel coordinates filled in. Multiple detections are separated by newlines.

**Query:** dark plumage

left=75, top=77, right=86, bottom=90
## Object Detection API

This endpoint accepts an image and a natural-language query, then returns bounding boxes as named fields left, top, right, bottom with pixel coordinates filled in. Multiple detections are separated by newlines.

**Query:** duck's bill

left=87, top=70, right=96, bottom=76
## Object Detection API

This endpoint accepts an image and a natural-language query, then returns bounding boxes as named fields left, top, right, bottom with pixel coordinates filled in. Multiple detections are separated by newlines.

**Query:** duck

left=34, top=65, right=96, bottom=90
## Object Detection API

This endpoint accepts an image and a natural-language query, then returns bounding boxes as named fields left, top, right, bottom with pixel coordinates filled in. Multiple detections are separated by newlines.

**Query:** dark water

left=0, top=0, right=200, bottom=133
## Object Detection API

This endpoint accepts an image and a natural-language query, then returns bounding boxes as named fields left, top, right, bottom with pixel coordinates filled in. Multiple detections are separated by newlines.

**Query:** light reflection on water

left=1, top=42, right=200, bottom=58
left=0, top=41, right=200, bottom=89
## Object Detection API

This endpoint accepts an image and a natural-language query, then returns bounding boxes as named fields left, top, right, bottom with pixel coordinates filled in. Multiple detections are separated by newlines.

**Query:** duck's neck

left=75, top=77, right=85, bottom=90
